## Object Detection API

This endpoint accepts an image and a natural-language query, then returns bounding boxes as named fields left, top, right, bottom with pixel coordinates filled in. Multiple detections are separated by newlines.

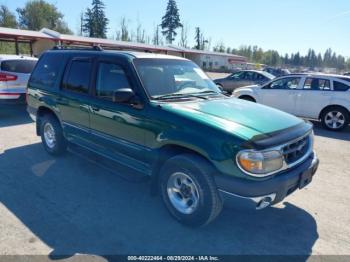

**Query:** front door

left=258, top=76, right=302, bottom=115
left=88, top=59, right=151, bottom=175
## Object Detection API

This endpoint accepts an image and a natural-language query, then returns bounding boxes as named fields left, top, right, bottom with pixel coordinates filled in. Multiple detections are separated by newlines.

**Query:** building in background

left=0, top=26, right=246, bottom=72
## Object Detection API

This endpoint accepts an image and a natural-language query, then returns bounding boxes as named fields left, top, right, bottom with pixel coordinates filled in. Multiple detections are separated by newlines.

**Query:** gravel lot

left=0, top=105, right=350, bottom=260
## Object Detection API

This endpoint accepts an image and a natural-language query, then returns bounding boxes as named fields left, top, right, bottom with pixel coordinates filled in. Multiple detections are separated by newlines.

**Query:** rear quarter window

left=333, top=81, right=350, bottom=91
left=29, top=53, right=66, bottom=89
left=1, top=59, right=37, bottom=74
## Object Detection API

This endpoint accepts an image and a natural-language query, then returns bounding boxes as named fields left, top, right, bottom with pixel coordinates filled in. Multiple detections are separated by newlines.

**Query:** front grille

left=282, top=135, right=310, bottom=165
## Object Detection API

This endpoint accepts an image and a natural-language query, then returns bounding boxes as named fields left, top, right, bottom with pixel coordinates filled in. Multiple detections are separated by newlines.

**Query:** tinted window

left=1, top=59, right=37, bottom=74
left=333, top=81, right=350, bottom=91
left=63, top=60, right=92, bottom=94
left=30, top=54, right=65, bottom=88
left=266, top=77, right=301, bottom=90
left=96, top=63, right=131, bottom=101
left=230, top=72, right=244, bottom=79
left=303, top=78, right=330, bottom=91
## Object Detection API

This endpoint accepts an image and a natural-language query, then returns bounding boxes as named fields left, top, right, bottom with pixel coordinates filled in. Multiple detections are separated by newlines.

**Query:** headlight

left=237, top=150, right=283, bottom=176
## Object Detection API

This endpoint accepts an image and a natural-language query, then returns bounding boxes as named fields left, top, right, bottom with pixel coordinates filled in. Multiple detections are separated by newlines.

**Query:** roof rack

left=52, top=44, right=104, bottom=51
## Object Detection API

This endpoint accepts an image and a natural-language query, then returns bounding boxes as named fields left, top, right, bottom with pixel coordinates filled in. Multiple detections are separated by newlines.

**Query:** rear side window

left=333, top=81, right=350, bottom=91
left=96, top=62, right=131, bottom=101
left=63, top=59, right=92, bottom=94
left=303, top=78, right=331, bottom=91
left=1, top=59, right=37, bottom=74
left=30, top=53, right=65, bottom=88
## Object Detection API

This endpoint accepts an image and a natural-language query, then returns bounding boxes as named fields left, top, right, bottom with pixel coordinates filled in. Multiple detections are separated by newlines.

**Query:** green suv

left=27, top=48, right=319, bottom=226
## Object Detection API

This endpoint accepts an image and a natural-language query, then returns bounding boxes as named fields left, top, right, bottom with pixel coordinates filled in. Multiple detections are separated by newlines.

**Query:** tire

left=40, top=114, right=67, bottom=155
left=159, top=154, right=223, bottom=227
left=321, top=107, right=349, bottom=131
left=239, top=96, right=255, bottom=102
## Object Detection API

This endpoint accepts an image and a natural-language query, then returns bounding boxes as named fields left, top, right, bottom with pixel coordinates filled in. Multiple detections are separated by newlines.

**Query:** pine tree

left=83, top=0, right=108, bottom=38
left=161, top=0, right=182, bottom=44
left=194, top=27, right=201, bottom=50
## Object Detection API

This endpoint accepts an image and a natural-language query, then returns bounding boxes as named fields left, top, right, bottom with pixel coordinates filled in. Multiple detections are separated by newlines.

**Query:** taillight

left=0, top=73, right=17, bottom=81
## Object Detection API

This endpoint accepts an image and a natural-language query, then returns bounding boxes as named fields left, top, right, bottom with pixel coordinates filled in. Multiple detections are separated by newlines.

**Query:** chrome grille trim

left=236, top=131, right=314, bottom=178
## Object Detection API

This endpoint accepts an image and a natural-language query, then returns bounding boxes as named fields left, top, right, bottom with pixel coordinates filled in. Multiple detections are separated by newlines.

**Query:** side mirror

left=113, top=88, right=135, bottom=103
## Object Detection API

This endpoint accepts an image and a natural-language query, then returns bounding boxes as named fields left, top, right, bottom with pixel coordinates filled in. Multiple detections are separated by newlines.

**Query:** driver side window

left=265, top=77, right=301, bottom=90
left=95, top=62, right=132, bottom=101
left=230, top=72, right=244, bottom=80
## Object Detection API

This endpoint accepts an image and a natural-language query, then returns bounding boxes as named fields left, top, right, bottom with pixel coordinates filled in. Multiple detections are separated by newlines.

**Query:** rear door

left=258, top=76, right=302, bottom=114
left=295, top=77, right=332, bottom=118
left=57, top=56, right=94, bottom=145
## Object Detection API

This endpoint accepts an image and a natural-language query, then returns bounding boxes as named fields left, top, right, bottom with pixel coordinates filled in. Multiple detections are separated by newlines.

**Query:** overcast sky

left=2, top=0, right=350, bottom=57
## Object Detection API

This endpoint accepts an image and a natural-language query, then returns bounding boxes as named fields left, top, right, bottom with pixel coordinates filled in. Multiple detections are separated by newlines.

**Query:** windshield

left=134, top=58, right=221, bottom=99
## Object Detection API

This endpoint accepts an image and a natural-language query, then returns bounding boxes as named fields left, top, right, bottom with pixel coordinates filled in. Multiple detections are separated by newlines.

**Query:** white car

left=0, top=55, right=38, bottom=104
left=233, top=74, right=350, bottom=131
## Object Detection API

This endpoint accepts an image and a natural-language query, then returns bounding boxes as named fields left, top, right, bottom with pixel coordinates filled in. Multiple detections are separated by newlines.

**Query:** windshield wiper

left=153, top=93, right=209, bottom=101
left=153, top=90, right=223, bottom=101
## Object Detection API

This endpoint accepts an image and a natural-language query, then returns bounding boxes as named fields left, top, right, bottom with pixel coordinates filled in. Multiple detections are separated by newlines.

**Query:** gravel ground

left=0, top=105, right=349, bottom=260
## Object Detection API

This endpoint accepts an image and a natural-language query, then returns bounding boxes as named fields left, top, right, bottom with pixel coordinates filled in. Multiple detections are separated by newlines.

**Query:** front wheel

left=321, top=107, right=349, bottom=131
left=159, top=154, right=223, bottom=227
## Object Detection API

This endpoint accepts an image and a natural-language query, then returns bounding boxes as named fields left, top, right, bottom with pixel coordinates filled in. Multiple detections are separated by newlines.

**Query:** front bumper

left=215, top=152, right=319, bottom=209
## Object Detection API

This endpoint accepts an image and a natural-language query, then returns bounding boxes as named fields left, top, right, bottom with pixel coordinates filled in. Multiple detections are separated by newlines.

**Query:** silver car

left=0, top=55, right=38, bottom=104
left=214, top=70, right=275, bottom=94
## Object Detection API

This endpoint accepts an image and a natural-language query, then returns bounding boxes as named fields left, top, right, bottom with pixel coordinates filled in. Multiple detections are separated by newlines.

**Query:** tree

left=136, top=19, right=146, bottom=43
left=152, top=25, right=162, bottom=45
left=194, top=27, right=208, bottom=50
left=194, top=27, right=201, bottom=50
left=179, top=24, right=188, bottom=48
left=116, top=17, right=131, bottom=42
left=17, top=0, right=71, bottom=33
left=161, top=0, right=182, bottom=44
left=83, top=0, right=108, bottom=38
left=0, top=5, right=17, bottom=28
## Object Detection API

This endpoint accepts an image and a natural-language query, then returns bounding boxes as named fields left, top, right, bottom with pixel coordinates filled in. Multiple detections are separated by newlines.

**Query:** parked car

left=214, top=70, right=275, bottom=94
left=0, top=55, right=37, bottom=104
left=233, top=74, right=350, bottom=131
left=344, top=72, right=350, bottom=76
left=264, top=67, right=291, bottom=77
left=27, top=48, right=319, bottom=226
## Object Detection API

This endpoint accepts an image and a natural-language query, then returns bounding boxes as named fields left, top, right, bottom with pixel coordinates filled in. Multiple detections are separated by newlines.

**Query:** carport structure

left=0, top=26, right=247, bottom=70
left=0, top=27, right=57, bottom=56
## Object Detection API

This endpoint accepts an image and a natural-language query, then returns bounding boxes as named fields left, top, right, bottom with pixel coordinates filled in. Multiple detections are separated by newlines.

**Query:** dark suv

left=27, top=48, right=319, bottom=226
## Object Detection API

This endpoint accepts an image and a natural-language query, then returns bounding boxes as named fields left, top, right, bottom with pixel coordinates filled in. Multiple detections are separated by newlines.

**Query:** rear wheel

left=159, top=154, right=223, bottom=227
left=40, top=114, right=67, bottom=155
left=321, top=107, right=349, bottom=131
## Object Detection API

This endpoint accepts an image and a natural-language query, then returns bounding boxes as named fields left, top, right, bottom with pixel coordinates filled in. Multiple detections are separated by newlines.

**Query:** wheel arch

left=239, top=95, right=256, bottom=102
left=318, top=104, right=350, bottom=120
left=150, top=144, right=217, bottom=195
left=36, top=106, right=61, bottom=136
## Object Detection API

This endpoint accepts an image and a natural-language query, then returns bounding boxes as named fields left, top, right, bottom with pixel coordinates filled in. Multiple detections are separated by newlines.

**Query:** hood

left=160, top=97, right=303, bottom=140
